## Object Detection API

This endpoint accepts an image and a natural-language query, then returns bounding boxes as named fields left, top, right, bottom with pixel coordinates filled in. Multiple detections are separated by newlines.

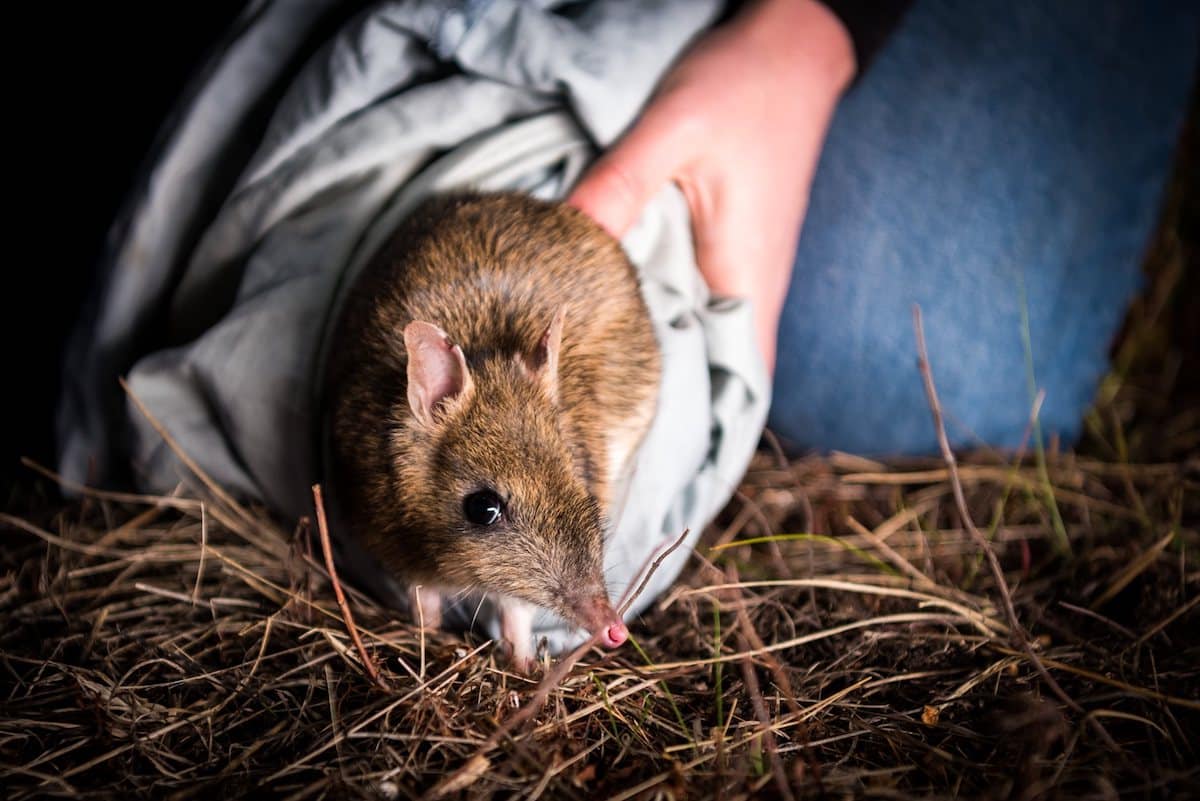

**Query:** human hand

left=568, top=0, right=855, bottom=372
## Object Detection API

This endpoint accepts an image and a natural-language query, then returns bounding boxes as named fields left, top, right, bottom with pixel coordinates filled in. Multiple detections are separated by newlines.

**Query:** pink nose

left=601, top=621, right=628, bottom=648
left=573, top=591, right=629, bottom=649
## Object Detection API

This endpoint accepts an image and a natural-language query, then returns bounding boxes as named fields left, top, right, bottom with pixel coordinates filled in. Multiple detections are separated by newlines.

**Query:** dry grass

left=2, top=416, right=1197, bottom=799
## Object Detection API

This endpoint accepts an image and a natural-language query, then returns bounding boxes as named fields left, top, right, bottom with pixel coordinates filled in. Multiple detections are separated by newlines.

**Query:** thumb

left=567, top=107, right=691, bottom=238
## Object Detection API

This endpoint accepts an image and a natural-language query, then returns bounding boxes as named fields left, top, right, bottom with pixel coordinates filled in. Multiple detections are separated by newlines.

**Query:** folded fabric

left=58, top=0, right=769, bottom=653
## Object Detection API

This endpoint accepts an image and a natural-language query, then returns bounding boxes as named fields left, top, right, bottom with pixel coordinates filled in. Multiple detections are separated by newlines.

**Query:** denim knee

left=768, top=0, right=1198, bottom=455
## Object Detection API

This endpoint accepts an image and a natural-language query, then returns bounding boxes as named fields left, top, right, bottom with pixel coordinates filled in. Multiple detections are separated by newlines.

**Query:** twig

left=618, top=528, right=690, bottom=616
left=844, top=515, right=934, bottom=587
left=120, top=377, right=282, bottom=557
left=191, top=501, right=208, bottom=605
left=736, top=627, right=794, bottom=801
left=20, top=457, right=201, bottom=512
left=415, top=586, right=428, bottom=681
left=1092, top=530, right=1175, bottom=609
left=1057, top=601, right=1138, bottom=640
left=1134, top=594, right=1200, bottom=648
left=988, top=647, right=1200, bottom=711
left=911, top=306, right=1116, bottom=742
left=914, top=311, right=1033, bottom=633
left=722, top=561, right=817, bottom=796
left=311, top=484, right=387, bottom=691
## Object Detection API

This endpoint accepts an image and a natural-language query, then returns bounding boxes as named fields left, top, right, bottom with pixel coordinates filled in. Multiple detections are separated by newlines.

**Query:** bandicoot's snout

left=600, top=621, right=629, bottom=648
left=572, top=593, right=628, bottom=649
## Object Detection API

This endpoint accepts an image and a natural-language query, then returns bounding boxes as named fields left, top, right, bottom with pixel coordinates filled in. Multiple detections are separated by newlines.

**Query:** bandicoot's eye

left=463, top=490, right=504, bottom=526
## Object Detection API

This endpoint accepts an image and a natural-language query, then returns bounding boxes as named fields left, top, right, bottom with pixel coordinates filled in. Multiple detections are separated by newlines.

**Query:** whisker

left=468, top=593, right=488, bottom=632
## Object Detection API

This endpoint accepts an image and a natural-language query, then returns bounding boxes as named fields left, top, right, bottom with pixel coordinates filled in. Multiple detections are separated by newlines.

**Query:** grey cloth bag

left=57, top=0, right=770, bottom=653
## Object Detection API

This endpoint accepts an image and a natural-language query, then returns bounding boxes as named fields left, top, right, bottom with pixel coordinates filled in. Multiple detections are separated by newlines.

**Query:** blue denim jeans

left=769, top=0, right=1198, bottom=455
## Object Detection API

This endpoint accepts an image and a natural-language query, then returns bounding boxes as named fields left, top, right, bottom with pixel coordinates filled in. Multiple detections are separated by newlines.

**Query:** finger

left=567, top=102, right=693, bottom=237
left=694, top=223, right=782, bottom=374
left=684, top=180, right=799, bottom=376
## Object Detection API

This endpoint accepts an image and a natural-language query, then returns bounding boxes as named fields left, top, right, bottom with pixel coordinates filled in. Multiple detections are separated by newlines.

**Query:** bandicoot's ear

left=404, top=321, right=473, bottom=427
left=523, top=306, right=565, bottom=402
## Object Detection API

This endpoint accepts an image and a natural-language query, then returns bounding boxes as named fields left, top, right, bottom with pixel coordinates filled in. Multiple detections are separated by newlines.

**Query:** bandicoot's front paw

left=497, top=638, right=539, bottom=675
left=409, top=586, right=443, bottom=630
left=498, top=595, right=537, bottom=673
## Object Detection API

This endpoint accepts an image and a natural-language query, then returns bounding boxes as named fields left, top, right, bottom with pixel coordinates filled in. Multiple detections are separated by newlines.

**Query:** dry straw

left=3, top=356, right=1196, bottom=798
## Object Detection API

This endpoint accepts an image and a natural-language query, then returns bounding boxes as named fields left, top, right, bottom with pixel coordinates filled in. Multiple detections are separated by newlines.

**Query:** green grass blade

left=1018, top=273, right=1072, bottom=556
left=711, top=533, right=900, bottom=576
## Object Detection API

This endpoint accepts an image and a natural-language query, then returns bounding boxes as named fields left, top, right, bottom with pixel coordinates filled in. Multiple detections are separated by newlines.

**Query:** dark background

left=5, top=4, right=247, bottom=498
